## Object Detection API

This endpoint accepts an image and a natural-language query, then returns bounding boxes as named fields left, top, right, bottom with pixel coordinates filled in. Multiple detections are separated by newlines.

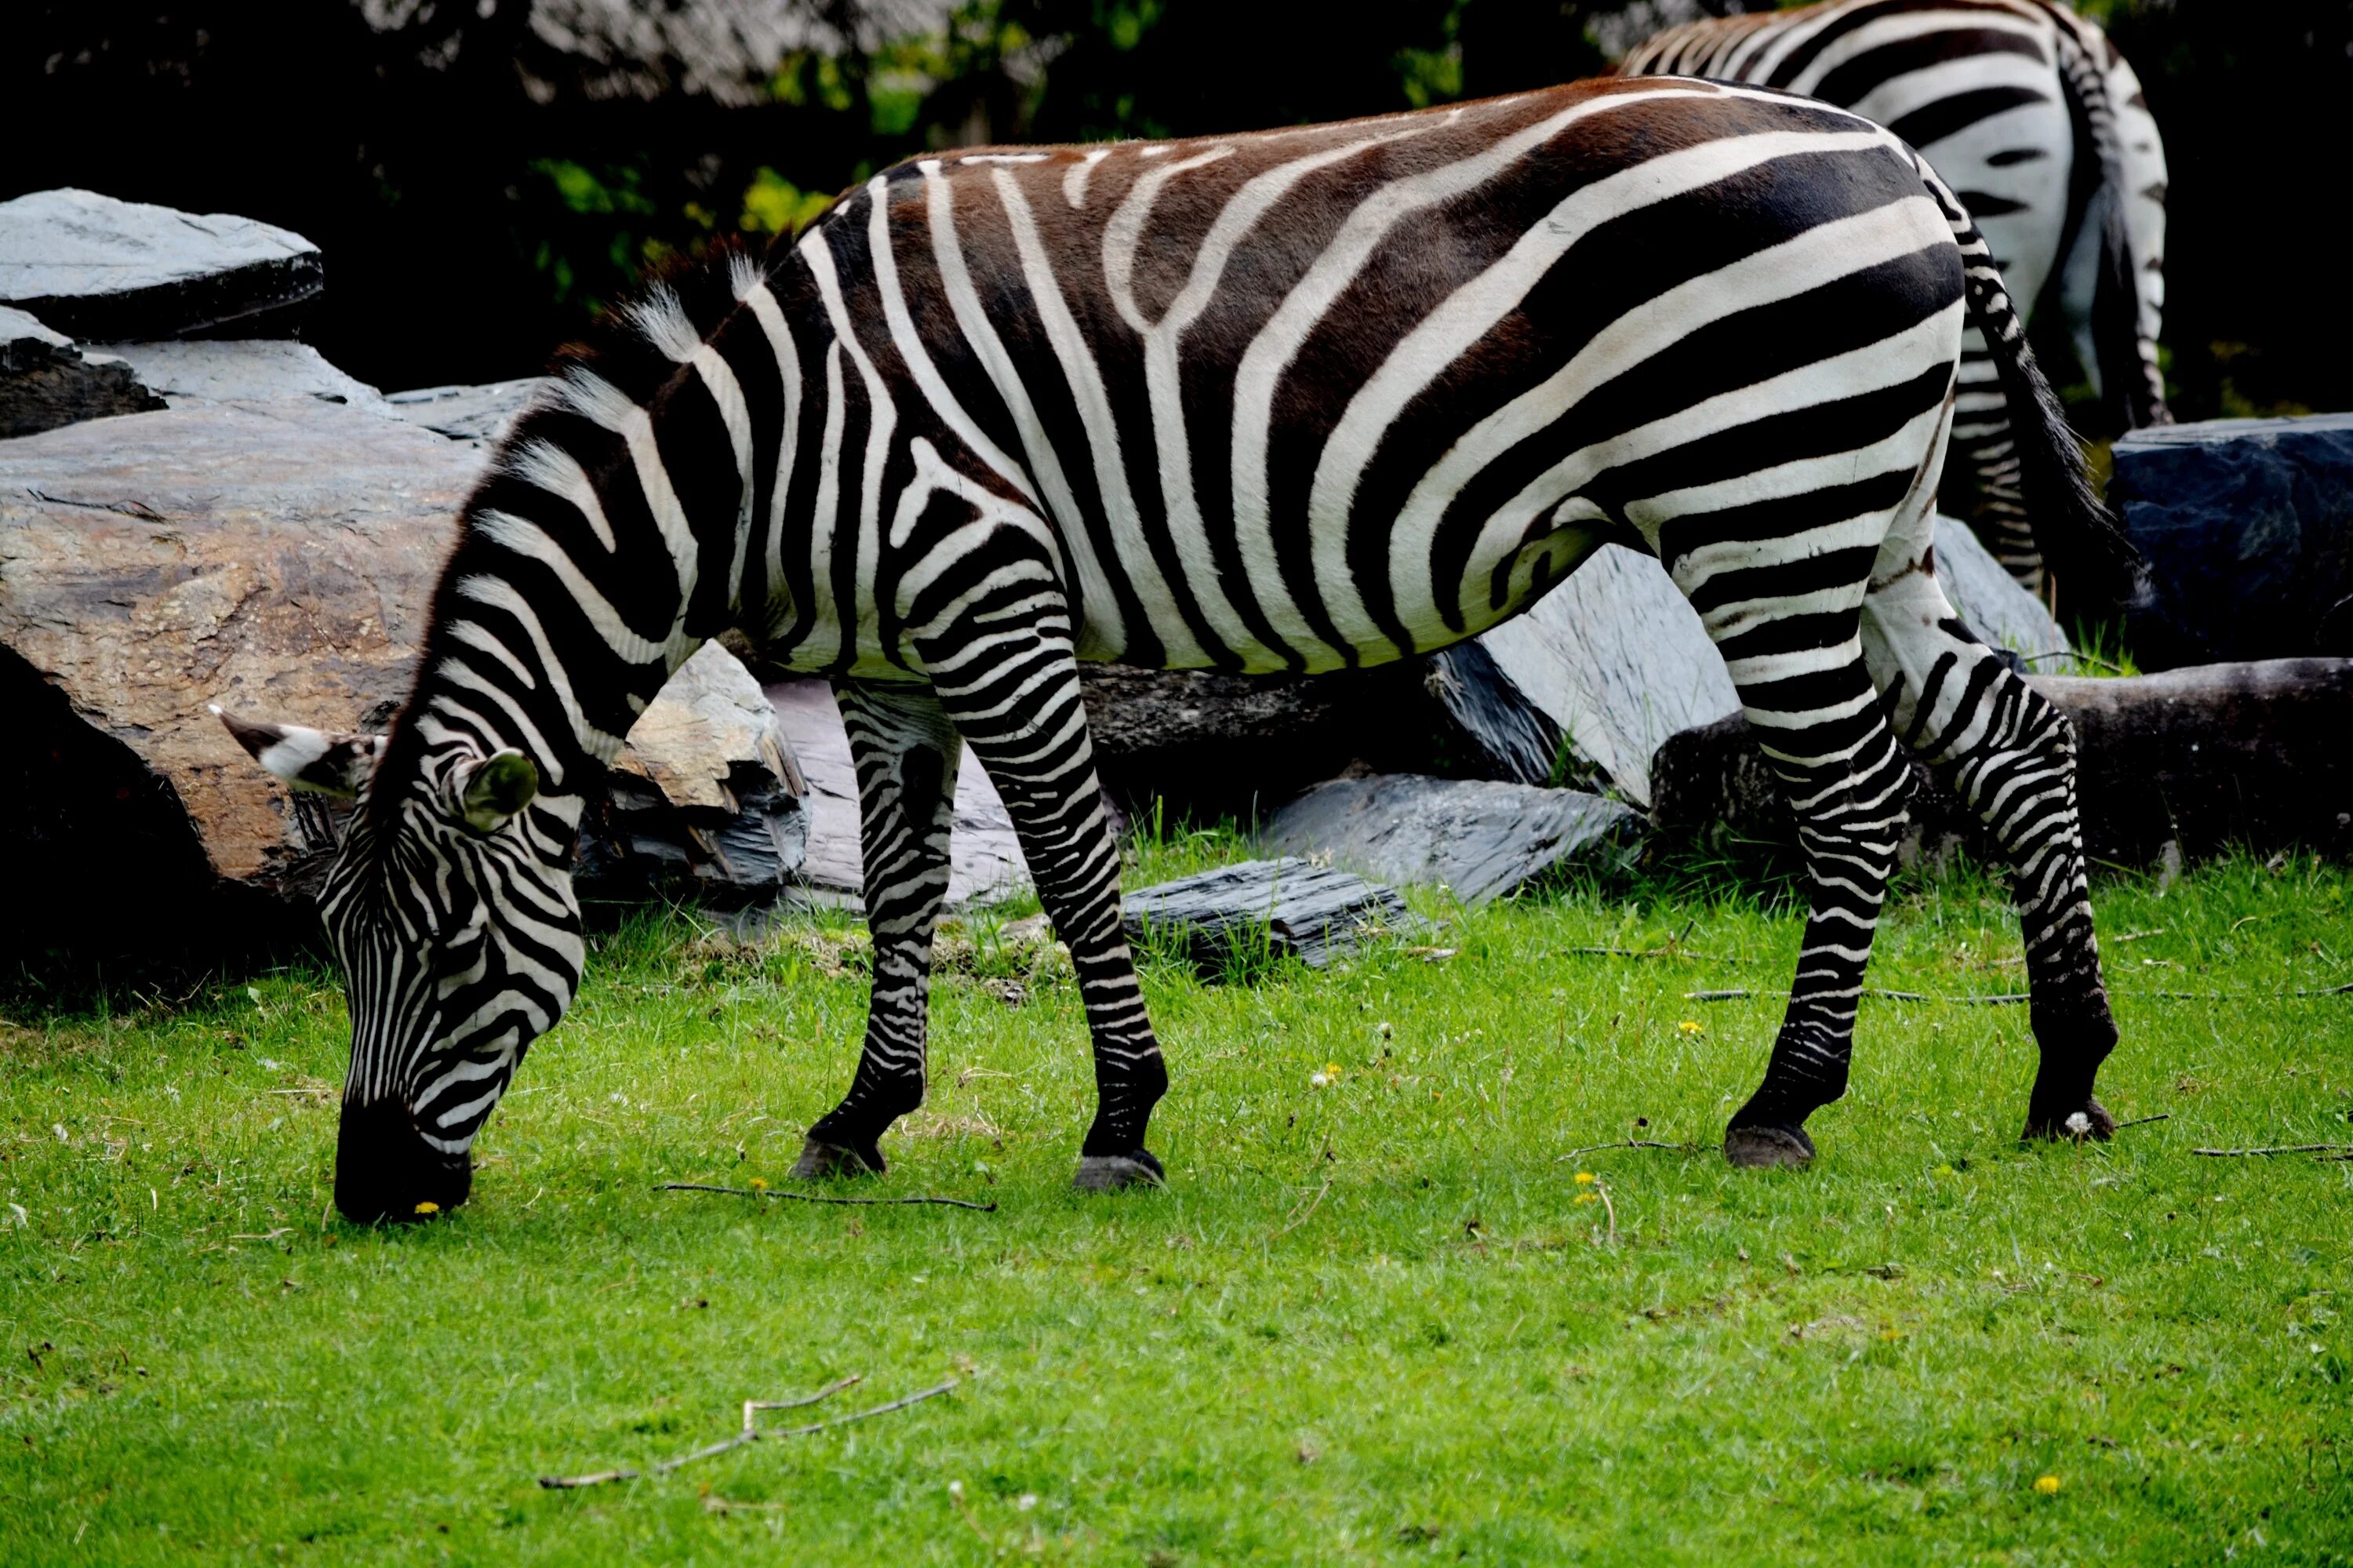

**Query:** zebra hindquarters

left=1860, top=511, right=2119, bottom=1147
left=795, top=680, right=965, bottom=1180
left=907, top=515, right=1167, bottom=1191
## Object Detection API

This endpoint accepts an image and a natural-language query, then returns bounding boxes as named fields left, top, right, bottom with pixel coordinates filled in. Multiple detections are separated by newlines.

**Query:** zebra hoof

left=1071, top=1148, right=1165, bottom=1191
left=2021, top=1097, right=2115, bottom=1144
left=1724, top=1122, right=1815, bottom=1169
left=791, top=1135, right=885, bottom=1180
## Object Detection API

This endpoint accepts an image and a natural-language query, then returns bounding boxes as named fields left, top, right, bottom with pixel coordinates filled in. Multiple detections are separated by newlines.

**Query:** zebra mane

left=363, top=232, right=795, bottom=836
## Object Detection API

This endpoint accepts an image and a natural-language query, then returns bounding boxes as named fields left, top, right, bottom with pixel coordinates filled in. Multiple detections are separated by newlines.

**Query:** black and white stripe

left=231, top=76, right=2129, bottom=1215
left=1621, top=0, right=2169, bottom=591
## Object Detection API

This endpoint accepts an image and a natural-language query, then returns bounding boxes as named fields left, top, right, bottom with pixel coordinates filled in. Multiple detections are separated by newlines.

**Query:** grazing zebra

left=222, top=77, right=2129, bottom=1223
left=1622, top=0, right=2169, bottom=591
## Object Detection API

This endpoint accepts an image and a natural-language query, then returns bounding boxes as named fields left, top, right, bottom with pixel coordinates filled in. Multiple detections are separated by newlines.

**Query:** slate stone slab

left=2111, top=413, right=2353, bottom=667
left=100, top=340, right=390, bottom=414
left=386, top=377, right=555, bottom=447
left=1122, top=857, right=1420, bottom=971
left=0, top=304, right=162, bottom=438
left=1650, top=659, right=2353, bottom=866
left=763, top=678, right=1030, bottom=910
left=0, top=189, right=324, bottom=340
left=1446, top=543, right=1740, bottom=807
left=1263, top=773, right=1643, bottom=906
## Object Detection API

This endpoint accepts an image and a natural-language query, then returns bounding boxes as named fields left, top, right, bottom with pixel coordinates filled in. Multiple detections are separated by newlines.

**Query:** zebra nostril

left=333, top=1099, right=474, bottom=1225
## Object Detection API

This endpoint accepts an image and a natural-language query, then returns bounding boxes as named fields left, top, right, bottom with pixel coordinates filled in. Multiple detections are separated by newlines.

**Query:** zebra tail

left=2047, top=13, right=2165, bottom=432
left=1918, top=155, right=2149, bottom=621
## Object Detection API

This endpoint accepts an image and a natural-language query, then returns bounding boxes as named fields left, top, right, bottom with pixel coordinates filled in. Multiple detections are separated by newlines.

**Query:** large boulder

left=1262, top=773, right=1642, bottom=905
left=102, top=340, right=392, bottom=415
left=0, top=385, right=846, bottom=969
left=0, top=189, right=324, bottom=340
left=384, top=378, right=554, bottom=447
left=0, top=305, right=163, bottom=438
left=2111, top=413, right=2353, bottom=667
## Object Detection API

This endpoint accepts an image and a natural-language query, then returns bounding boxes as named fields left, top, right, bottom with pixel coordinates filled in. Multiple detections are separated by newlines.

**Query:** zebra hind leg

left=918, top=616, right=1166, bottom=1191
left=1718, top=651, right=1918, bottom=1168
left=1861, top=556, right=2118, bottom=1144
left=793, top=681, right=963, bottom=1179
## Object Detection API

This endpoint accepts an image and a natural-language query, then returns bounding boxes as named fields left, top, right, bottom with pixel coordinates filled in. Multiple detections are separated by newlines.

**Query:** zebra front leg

left=1862, top=565, right=2118, bottom=1144
left=1721, top=658, right=1918, bottom=1169
left=792, top=681, right=963, bottom=1179
left=918, top=620, right=1166, bottom=1191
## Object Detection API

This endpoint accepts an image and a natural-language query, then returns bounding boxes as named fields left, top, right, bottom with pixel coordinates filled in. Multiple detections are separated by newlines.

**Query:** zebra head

left=216, top=707, right=584, bottom=1224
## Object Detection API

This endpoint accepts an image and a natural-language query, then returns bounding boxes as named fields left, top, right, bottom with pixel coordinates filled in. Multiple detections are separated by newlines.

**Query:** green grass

left=3, top=840, right=2350, bottom=1565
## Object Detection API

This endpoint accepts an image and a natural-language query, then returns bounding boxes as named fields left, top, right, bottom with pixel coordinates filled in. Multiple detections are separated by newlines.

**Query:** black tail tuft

left=1915, top=155, right=2150, bottom=620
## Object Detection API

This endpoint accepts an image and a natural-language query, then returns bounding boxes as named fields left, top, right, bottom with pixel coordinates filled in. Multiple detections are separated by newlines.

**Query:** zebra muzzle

left=334, top=1098, right=474, bottom=1224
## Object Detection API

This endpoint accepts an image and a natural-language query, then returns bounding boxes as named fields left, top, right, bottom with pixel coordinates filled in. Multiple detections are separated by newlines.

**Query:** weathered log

left=1651, top=659, right=2353, bottom=865
left=0, top=189, right=324, bottom=340
left=2111, top=413, right=2353, bottom=668
left=0, top=305, right=164, bottom=438
left=1122, top=858, right=1420, bottom=973
left=1262, top=773, right=1643, bottom=905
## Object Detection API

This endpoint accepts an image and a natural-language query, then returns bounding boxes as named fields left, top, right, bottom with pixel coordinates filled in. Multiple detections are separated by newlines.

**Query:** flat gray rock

left=100, top=340, right=390, bottom=414
left=763, top=678, right=1029, bottom=910
left=386, top=377, right=554, bottom=446
left=1264, top=773, right=1643, bottom=906
left=1122, top=857, right=1419, bottom=971
left=0, top=188, right=323, bottom=340
left=1, top=304, right=162, bottom=438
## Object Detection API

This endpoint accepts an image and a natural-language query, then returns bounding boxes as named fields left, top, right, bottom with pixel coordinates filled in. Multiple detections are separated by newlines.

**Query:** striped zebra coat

left=223, top=77, right=2127, bottom=1223
left=1621, top=0, right=2169, bottom=590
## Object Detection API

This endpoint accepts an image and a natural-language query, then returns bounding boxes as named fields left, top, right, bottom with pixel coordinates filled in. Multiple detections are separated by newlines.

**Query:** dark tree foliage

left=0, top=0, right=2342, bottom=420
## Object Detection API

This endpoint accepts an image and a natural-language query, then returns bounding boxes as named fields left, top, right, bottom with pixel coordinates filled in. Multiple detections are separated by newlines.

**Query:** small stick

left=660, top=1182, right=996, bottom=1213
left=1555, top=1139, right=1698, bottom=1162
left=2192, top=1144, right=2353, bottom=1159
left=1596, top=1181, right=1617, bottom=1245
left=538, top=1378, right=956, bottom=1489
left=1269, top=1177, right=1332, bottom=1242
left=2112, top=1113, right=2171, bottom=1130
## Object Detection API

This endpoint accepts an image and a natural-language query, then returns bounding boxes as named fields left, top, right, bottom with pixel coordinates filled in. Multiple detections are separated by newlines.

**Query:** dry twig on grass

left=659, top=1182, right=996, bottom=1212
left=2112, top=1113, right=2172, bottom=1131
left=2191, top=1144, right=2353, bottom=1159
left=538, top=1376, right=958, bottom=1489
left=1269, top=1177, right=1333, bottom=1242
left=1555, top=1139, right=1702, bottom=1162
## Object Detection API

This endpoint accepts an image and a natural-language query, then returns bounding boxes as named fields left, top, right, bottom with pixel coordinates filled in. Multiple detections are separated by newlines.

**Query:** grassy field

left=2, top=836, right=2349, bottom=1565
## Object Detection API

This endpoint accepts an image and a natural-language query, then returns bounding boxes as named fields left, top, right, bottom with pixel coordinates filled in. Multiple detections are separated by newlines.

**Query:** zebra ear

left=452, top=749, right=539, bottom=835
left=213, top=705, right=385, bottom=799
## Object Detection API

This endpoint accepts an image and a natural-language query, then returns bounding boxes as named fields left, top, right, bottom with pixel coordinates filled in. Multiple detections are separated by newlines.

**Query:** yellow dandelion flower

left=1574, top=1193, right=1598, bottom=1206
left=747, top=1177, right=769, bottom=1191
left=2034, top=1475, right=2060, bottom=1496
left=1677, top=1020, right=1704, bottom=1035
left=413, top=1201, right=440, bottom=1217
left=1573, top=1172, right=1596, bottom=1185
